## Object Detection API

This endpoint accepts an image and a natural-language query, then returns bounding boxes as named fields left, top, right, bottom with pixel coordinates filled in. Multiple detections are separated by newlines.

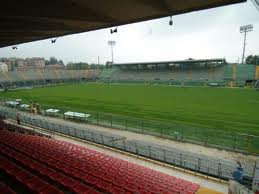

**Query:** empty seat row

left=0, top=144, right=102, bottom=194
left=0, top=120, right=51, bottom=138
left=0, top=156, right=64, bottom=194
left=0, top=129, right=200, bottom=194
left=0, top=182, right=16, bottom=194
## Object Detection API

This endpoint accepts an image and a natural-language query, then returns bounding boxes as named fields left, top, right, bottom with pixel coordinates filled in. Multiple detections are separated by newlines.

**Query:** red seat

left=30, top=161, right=45, bottom=171
left=49, top=172, right=66, bottom=183
left=109, top=185, right=126, bottom=194
left=60, top=177, right=79, bottom=191
left=96, top=179, right=112, bottom=191
left=26, top=177, right=49, bottom=193
left=0, top=183, right=16, bottom=194
left=83, top=174, right=98, bottom=185
left=40, top=185, right=64, bottom=194
left=102, top=174, right=115, bottom=183
left=39, top=167, right=56, bottom=178
left=4, top=163, right=22, bottom=176
left=88, top=190, right=102, bottom=194
left=138, top=189, right=152, bottom=194
left=124, top=183, right=139, bottom=193
left=72, top=183, right=93, bottom=194
left=16, top=170, right=34, bottom=184
left=113, top=179, right=126, bottom=187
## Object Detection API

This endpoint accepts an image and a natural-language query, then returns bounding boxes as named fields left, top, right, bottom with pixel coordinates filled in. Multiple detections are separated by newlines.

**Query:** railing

left=1, top=97, right=259, bottom=155
left=0, top=106, right=255, bottom=188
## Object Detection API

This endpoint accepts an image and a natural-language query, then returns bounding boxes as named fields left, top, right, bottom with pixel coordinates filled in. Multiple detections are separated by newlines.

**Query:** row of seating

left=0, top=70, right=100, bottom=82
left=0, top=155, right=64, bottom=194
left=0, top=120, right=51, bottom=138
left=0, top=182, right=15, bottom=194
left=110, top=68, right=225, bottom=81
left=0, top=127, right=200, bottom=193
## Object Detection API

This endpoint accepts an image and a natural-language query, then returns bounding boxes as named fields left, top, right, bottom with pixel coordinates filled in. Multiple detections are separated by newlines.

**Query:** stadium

left=0, top=0, right=259, bottom=194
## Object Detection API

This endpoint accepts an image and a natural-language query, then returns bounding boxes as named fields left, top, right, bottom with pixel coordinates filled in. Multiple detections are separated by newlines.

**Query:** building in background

left=0, top=62, right=8, bottom=72
left=0, top=57, right=21, bottom=71
left=24, top=58, right=45, bottom=68
left=0, top=57, right=45, bottom=71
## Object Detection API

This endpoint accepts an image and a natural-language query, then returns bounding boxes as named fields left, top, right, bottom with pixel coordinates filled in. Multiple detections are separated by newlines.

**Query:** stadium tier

left=0, top=125, right=200, bottom=194
left=109, top=68, right=225, bottom=81
left=0, top=63, right=258, bottom=88
left=0, top=70, right=100, bottom=83
left=99, top=63, right=259, bottom=87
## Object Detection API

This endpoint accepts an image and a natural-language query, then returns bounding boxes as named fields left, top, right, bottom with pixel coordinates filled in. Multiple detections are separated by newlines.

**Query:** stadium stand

left=99, top=68, right=118, bottom=80
left=0, top=63, right=257, bottom=89
left=0, top=70, right=100, bottom=83
left=0, top=121, right=200, bottom=194
left=98, top=63, right=258, bottom=87
left=1, top=108, right=255, bottom=184
left=0, top=69, right=101, bottom=89
left=109, top=67, right=225, bottom=82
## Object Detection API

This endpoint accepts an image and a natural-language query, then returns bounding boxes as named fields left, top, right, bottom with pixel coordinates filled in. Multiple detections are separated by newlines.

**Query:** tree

left=66, top=62, right=104, bottom=70
left=45, top=56, right=59, bottom=65
left=58, top=60, right=64, bottom=65
left=245, top=55, right=259, bottom=65
left=66, top=62, right=89, bottom=70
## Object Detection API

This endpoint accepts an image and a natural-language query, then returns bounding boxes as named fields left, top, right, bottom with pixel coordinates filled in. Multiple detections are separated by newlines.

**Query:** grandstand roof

left=0, top=0, right=246, bottom=48
left=112, top=58, right=227, bottom=67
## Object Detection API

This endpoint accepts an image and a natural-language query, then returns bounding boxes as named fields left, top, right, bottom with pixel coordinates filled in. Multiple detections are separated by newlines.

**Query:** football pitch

left=1, top=83, right=259, bottom=135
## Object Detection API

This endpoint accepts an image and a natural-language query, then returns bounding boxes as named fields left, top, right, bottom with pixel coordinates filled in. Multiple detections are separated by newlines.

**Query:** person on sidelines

left=16, top=113, right=21, bottom=125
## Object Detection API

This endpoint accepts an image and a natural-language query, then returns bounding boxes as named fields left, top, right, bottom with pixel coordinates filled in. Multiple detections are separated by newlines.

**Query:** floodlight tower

left=240, top=24, right=253, bottom=64
left=108, top=40, right=116, bottom=63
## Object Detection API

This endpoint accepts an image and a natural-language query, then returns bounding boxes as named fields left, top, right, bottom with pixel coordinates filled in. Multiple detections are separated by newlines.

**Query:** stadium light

left=108, top=40, right=116, bottom=63
left=240, top=24, right=253, bottom=64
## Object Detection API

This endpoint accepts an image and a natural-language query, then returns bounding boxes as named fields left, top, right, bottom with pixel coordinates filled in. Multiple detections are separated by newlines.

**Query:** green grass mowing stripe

left=1, top=83, right=259, bottom=136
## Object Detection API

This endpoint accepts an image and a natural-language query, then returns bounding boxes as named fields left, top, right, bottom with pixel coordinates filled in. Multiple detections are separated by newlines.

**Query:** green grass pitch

left=1, top=83, right=259, bottom=136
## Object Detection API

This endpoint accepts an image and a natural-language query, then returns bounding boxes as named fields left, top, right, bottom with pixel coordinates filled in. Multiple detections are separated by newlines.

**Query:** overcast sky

left=0, top=1, right=258, bottom=65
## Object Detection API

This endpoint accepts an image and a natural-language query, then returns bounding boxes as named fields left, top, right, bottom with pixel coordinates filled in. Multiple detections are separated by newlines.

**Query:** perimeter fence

left=1, top=97, right=259, bottom=155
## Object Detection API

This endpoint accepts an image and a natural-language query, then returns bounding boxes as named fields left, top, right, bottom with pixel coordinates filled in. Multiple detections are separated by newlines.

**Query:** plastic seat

left=26, top=177, right=49, bottom=193
left=138, top=189, right=152, bottom=194
left=102, top=174, right=115, bottom=183
left=49, top=172, right=66, bottom=183
left=16, top=170, right=35, bottom=184
left=0, top=183, right=16, bottom=194
left=88, top=190, right=102, bottom=194
left=124, top=183, right=139, bottom=193
left=96, top=179, right=112, bottom=191
left=60, top=177, right=78, bottom=191
left=63, top=166, right=78, bottom=176
left=83, top=174, right=98, bottom=185
left=40, top=185, right=64, bottom=194
left=72, top=183, right=93, bottom=194
left=148, top=185, right=162, bottom=193
left=39, top=167, right=56, bottom=178
left=113, top=179, right=126, bottom=187
left=6, top=165, right=23, bottom=178
left=109, top=185, right=126, bottom=194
